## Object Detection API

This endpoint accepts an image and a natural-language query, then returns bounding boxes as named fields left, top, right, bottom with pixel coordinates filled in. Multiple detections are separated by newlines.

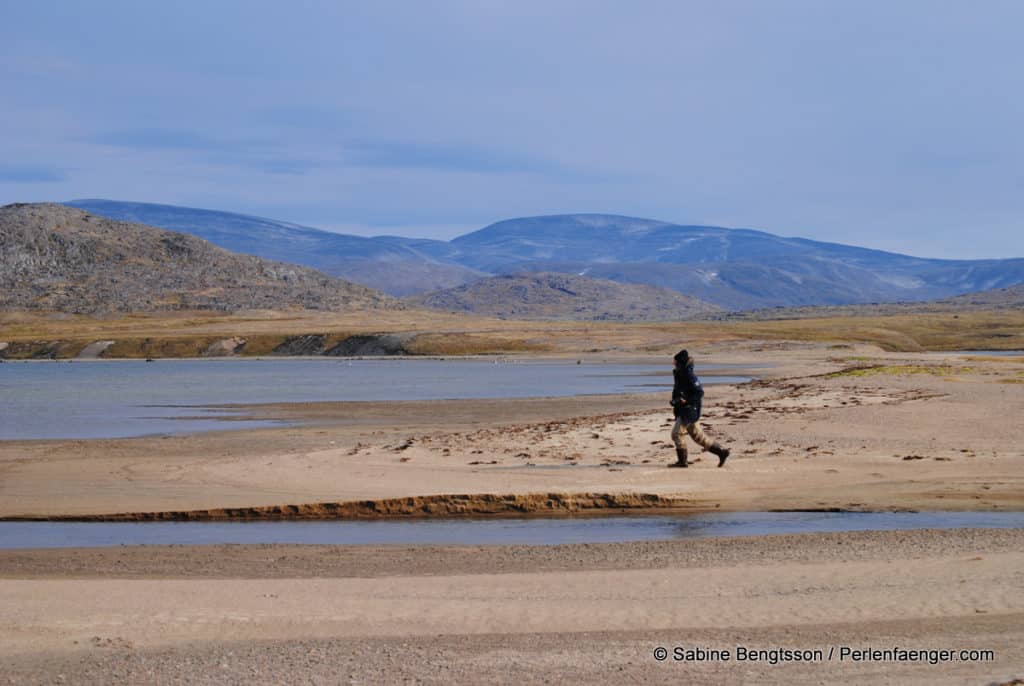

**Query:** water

left=955, top=350, right=1024, bottom=357
left=1, top=511, right=1021, bottom=549
left=1, top=359, right=749, bottom=440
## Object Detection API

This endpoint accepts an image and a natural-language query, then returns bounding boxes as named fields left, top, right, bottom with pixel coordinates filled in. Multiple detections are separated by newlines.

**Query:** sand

left=2, top=530, right=1022, bottom=684
left=2, top=342, right=1023, bottom=683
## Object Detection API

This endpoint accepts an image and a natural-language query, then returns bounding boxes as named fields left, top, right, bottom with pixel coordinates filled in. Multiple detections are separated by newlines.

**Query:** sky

left=1, top=0, right=1022, bottom=258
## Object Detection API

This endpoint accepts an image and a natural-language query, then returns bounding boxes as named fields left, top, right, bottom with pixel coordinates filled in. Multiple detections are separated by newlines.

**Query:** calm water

left=955, top=350, right=1024, bottom=356
left=1, top=359, right=748, bottom=440
left=0, top=511, right=1021, bottom=549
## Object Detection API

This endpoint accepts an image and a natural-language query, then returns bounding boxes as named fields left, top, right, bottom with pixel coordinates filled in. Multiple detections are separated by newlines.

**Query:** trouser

left=671, top=417, right=715, bottom=451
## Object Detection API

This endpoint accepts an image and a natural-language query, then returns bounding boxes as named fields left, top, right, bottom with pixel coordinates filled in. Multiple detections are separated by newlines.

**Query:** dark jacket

left=672, top=361, right=704, bottom=424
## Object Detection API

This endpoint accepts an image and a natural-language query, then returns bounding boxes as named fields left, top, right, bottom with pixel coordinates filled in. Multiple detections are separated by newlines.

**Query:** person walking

left=669, top=349, right=730, bottom=468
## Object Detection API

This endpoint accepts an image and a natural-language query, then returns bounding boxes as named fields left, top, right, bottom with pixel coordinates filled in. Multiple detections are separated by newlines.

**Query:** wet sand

left=2, top=343, right=1023, bottom=683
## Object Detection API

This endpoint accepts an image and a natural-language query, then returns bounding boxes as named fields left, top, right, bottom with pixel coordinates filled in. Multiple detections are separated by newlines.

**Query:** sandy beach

left=2, top=529, right=1022, bottom=684
left=2, top=343, right=1023, bottom=684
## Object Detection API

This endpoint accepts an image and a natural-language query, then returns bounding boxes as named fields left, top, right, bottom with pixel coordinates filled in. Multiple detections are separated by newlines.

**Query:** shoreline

left=1, top=491, right=1016, bottom=523
left=0, top=491, right=699, bottom=522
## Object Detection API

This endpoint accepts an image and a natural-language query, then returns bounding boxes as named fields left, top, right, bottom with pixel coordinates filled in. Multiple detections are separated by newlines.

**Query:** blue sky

left=1, top=0, right=1022, bottom=258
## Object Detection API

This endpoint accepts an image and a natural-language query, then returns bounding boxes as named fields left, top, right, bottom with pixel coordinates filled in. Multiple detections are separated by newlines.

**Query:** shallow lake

left=1, top=359, right=750, bottom=440
left=1, top=511, right=1022, bottom=549
left=954, top=350, right=1024, bottom=356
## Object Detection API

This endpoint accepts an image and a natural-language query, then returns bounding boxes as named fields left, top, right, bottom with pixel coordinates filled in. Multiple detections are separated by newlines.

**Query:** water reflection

left=1, top=511, right=1021, bottom=549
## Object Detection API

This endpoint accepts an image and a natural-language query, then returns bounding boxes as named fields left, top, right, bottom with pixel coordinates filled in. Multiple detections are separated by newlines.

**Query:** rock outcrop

left=326, top=333, right=416, bottom=356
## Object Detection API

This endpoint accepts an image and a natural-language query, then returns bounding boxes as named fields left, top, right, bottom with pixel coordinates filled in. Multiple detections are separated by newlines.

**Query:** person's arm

left=671, top=371, right=685, bottom=406
left=687, top=367, right=704, bottom=400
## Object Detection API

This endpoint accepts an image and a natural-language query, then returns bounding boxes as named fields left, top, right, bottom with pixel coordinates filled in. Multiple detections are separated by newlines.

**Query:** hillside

left=700, top=282, right=1024, bottom=322
left=405, top=272, right=720, bottom=321
left=0, top=203, right=398, bottom=313
left=65, top=199, right=483, bottom=296
left=944, top=282, right=1024, bottom=309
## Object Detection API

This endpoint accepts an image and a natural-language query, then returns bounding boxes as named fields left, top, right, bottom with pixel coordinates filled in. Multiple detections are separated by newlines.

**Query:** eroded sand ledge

left=1, top=492, right=699, bottom=522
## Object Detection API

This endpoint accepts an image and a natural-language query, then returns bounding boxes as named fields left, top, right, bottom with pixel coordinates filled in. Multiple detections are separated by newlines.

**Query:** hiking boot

left=711, top=443, right=730, bottom=468
left=668, top=447, right=689, bottom=468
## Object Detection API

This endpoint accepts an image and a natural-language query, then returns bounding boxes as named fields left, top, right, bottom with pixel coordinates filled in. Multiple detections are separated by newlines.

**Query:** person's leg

left=687, top=421, right=731, bottom=467
left=685, top=421, right=714, bottom=450
left=669, top=417, right=688, bottom=467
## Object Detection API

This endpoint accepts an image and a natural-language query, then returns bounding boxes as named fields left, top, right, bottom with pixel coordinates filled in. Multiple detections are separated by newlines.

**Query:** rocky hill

left=405, top=272, right=720, bottom=321
left=0, top=203, right=398, bottom=313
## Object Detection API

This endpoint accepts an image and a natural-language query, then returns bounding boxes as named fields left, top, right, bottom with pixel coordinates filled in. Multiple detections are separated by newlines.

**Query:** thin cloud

left=86, top=128, right=319, bottom=176
left=85, top=128, right=256, bottom=152
left=345, top=140, right=570, bottom=176
left=0, top=165, right=66, bottom=183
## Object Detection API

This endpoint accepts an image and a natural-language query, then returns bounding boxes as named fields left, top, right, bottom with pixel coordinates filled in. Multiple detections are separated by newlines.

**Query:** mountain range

left=65, top=199, right=481, bottom=297
left=63, top=200, right=1024, bottom=311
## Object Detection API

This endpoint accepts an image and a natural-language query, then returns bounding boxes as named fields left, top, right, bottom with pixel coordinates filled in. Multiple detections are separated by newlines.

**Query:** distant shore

left=4, top=307, right=1024, bottom=360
